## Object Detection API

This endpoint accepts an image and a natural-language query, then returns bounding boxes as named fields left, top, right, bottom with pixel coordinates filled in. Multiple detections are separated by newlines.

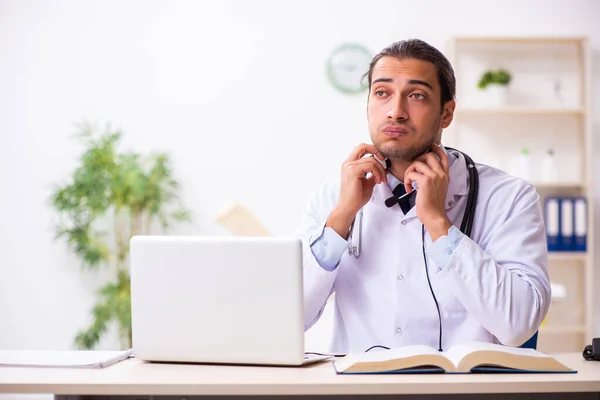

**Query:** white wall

left=1, top=0, right=599, bottom=356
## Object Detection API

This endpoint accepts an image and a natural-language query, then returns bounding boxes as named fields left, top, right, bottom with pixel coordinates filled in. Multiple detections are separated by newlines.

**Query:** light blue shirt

left=309, top=162, right=465, bottom=272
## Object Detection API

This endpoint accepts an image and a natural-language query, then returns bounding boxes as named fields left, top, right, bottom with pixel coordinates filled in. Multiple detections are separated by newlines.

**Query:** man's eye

left=374, top=90, right=388, bottom=97
left=410, top=93, right=426, bottom=100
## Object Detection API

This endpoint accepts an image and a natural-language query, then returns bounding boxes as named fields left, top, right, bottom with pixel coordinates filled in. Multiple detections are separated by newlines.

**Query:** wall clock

left=326, top=43, right=372, bottom=94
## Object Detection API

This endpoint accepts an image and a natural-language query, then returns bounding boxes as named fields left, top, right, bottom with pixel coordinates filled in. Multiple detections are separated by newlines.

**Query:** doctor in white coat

left=297, top=39, right=551, bottom=354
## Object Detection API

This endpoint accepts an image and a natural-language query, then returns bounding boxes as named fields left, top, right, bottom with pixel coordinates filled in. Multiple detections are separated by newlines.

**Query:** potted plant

left=477, top=68, right=512, bottom=107
left=50, top=122, right=192, bottom=350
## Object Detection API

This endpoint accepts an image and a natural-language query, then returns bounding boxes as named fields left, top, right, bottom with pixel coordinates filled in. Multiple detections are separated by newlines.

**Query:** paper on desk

left=0, top=348, right=133, bottom=368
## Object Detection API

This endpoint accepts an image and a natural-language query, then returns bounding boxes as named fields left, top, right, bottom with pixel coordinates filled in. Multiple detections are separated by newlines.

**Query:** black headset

left=423, top=147, right=479, bottom=352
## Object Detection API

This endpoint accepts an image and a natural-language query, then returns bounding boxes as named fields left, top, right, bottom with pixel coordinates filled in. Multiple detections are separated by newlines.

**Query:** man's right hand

left=326, top=144, right=387, bottom=239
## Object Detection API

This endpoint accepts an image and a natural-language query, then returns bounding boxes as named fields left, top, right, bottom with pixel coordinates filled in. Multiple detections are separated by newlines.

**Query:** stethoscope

left=346, top=147, right=479, bottom=352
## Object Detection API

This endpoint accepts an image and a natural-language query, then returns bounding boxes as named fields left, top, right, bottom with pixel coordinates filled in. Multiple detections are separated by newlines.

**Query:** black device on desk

left=583, top=338, right=600, bottom=361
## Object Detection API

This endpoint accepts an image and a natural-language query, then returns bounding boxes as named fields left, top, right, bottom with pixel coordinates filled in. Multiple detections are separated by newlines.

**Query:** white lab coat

left=297, top=149, right=551, bottom=353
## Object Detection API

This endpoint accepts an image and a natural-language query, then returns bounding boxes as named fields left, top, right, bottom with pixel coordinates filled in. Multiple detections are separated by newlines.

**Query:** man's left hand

left=404, top=143, right=452, bottom=241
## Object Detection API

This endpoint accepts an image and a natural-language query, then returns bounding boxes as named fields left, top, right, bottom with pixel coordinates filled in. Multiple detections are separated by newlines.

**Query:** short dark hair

left=362, top=39, right=456, bottom=108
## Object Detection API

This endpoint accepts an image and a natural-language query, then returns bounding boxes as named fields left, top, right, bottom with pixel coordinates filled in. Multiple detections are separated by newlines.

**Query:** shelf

left=456, top=107, right=583, bottom=116
left=540, top=325, right=587, bottom=334
left=449, top=35, right=593, bottom=355
left=452, top=36, right=587, bottom=45
left=548, top=252, right=587, bottom=262
left=532, top=182, right=586, bottom=190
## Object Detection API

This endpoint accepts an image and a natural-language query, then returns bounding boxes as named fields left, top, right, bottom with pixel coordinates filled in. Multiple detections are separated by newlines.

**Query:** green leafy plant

left=50, top=122, right=192, bottom=349
left=477, top=69, right=512, bottom=90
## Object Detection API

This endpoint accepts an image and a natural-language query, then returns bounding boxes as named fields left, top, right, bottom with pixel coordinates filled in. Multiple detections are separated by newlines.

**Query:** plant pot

left=483, top=84, right=508, bottom=108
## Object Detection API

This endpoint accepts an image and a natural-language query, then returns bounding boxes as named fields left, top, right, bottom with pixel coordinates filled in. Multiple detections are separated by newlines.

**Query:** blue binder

left=573, top=197, right=587, bottom=252
left=560, top=198, right=574, bottom=251
left=544, top=197, right=560, bottom=252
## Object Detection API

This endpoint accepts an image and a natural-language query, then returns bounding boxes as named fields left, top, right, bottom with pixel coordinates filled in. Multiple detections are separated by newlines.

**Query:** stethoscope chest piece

left=347, top=208, right=363, bottom=258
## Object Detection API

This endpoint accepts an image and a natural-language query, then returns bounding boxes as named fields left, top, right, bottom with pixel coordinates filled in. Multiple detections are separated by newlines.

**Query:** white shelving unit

left=456, top=108, right=584, bottom=116
left=446, top=36, right=593, bottom=353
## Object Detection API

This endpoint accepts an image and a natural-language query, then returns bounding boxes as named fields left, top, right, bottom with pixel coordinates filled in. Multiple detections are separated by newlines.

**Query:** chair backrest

left=519, top=331, right=538, bottom=349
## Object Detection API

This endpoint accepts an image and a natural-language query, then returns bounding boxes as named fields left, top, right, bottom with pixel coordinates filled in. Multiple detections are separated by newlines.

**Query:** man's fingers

left=404, top=171, right=423, bottom=193
left=406, top=161, right=436, bottom=178
left=346, top=143, right=385, bottom=163
left=355, top=158, right=387, bottom=184
left=346, top=157, right=387, bottom=184
left=417, top=152, right=444, bottom=175
left=365, top=174, right=377, bottom=190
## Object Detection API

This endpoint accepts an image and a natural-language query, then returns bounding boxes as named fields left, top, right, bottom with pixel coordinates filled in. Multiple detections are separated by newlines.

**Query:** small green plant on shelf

left=477, top=69, right=512, bottom=90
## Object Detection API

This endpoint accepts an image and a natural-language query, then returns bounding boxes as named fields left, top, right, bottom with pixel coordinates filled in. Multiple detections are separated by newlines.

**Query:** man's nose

left=387, top=96, right=408, bottom=121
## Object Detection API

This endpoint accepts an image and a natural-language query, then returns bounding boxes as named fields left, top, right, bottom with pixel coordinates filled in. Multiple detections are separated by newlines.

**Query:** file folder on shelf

left=545, top=197, right=560, bottom=252
left=573, top=197, right=587, bottom=252
left=544, top=196, right=587, bottom=252
left=560, top=198, right=574, bottom=251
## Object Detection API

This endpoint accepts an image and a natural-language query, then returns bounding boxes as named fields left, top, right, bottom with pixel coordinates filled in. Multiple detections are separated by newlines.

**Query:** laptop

left=129, top=235, right=331, bottom=366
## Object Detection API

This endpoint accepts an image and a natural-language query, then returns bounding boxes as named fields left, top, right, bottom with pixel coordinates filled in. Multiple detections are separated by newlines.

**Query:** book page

left=0, top=349, right=133, bottom=368
left=347, top=345, right=440, bottom=363
left=365, top=345, right=441, bottom=363
left=444, top=341, right=548, bottom=368
left=334, top=345, right=458, bottom=373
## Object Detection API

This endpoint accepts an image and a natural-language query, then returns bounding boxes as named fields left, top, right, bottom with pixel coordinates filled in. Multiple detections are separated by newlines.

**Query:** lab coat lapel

left=444, top=150, right=469, bottom=210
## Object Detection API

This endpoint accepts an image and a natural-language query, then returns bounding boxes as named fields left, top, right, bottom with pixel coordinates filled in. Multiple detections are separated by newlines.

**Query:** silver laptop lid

left=130, top=235, right=305, bottom=365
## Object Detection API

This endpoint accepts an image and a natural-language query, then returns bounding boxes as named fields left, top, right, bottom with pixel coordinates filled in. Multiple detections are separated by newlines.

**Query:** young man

left=297, top=39, right=550, bottom=354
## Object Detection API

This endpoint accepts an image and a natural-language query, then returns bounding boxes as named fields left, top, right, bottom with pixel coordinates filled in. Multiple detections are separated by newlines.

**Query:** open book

left=333, top=342, right=575, bottom=374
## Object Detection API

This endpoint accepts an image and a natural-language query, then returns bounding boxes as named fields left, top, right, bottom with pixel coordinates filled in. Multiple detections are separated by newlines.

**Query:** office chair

left=520, top=331, right=539, bottom=349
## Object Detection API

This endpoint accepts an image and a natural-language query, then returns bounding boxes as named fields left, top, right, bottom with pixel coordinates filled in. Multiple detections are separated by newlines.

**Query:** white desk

left=1, top=353, right=599, bottom=399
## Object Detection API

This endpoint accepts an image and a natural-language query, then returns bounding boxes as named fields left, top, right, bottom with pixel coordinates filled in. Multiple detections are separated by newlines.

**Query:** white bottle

left=541, top=149, right=557, bottom=183
left=518, top=148, right=530, bottom=181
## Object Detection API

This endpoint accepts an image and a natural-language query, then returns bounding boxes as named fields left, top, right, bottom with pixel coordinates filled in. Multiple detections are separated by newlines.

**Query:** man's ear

left=440, top=100, right=456, bottom=129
